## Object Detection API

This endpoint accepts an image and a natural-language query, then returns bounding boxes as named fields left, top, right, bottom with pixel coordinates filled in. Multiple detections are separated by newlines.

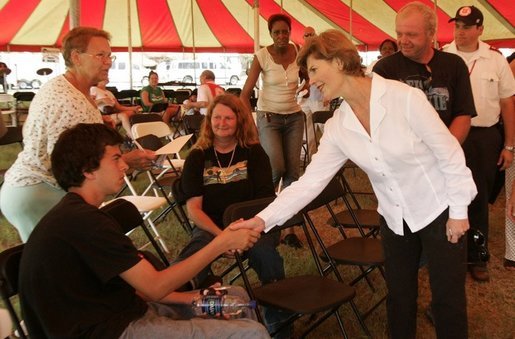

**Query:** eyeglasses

left=81, top=52, right=116, bottom=63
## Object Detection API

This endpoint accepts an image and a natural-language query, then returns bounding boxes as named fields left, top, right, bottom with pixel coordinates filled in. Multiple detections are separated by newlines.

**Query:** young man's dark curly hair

left=51, top=123, right=123, bottom=191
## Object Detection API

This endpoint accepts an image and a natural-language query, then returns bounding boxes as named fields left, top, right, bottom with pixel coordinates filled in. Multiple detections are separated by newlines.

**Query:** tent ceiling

left=0, top=0, right=513, bottom=53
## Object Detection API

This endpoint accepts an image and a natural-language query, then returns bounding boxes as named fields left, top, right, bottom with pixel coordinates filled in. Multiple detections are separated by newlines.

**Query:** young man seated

left=18, top=123, right=269, bottom=338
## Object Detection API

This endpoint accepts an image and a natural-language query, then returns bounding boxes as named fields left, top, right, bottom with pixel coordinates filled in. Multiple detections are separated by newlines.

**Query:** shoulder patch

left=489, top=46, right=502, bottom=55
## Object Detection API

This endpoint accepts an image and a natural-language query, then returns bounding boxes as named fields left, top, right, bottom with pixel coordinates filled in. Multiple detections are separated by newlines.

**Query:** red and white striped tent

left=0, top=0, right=513, bottom=53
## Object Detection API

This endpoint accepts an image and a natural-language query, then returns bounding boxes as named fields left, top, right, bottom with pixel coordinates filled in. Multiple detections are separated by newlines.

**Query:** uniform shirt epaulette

left=489, top=45, right=502, bottom=55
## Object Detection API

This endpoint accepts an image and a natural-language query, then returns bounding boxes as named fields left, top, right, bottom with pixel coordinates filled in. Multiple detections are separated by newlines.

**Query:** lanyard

left=468, top=60, right=477, bottom=76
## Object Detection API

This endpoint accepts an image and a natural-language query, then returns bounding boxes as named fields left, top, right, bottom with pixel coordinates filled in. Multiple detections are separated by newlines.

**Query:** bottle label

left=201, top=295, right=222, bottom=317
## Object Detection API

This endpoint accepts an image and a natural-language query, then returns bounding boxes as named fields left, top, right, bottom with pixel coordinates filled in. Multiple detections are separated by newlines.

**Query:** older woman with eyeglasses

left=235, top=29, right=477, bottom=338
left=0, top=27, right=155, bottom=242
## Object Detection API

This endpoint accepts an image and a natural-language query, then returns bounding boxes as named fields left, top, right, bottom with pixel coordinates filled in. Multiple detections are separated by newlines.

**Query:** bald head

left=303, top=26, right=316, bottom=42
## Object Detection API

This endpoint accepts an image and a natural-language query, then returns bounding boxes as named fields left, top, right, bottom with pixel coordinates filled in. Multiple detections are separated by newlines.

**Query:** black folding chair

left=0, top=244, right=28, bottom=339
left=223, top=197, right=370, bottom=338
left=302, top=174, right=386, bottom=320
left=0, top=126, right=23, bottom=186
left=100, top=199, right=169, bottom=267
left=182, top=114, right=205, bottom=144
left=129, top=113, right=163, bottom=126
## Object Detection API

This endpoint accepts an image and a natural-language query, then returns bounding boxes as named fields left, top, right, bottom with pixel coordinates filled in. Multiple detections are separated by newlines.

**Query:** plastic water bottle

left=192, top=295, right=257, bottom=319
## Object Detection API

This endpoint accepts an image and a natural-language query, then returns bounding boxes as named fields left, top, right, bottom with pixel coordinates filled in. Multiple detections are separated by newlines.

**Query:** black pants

left=463, top=125, right=502, bottom=263
left=380, top=210, right=467, bottom=339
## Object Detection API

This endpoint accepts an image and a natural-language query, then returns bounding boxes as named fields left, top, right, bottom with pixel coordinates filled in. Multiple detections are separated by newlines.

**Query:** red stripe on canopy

left=306, top=0, right=391, bottom=49
left=80, top=0, right=105, bottom=28
left=487, top=0, right=515, bottom=26
left=137, top=0, right=181, bottom=49
left=0, top=0, right=40, bottom=48
left=384, top=0, right=454, bottom=45
left=197, top=0, right=253, bottom=51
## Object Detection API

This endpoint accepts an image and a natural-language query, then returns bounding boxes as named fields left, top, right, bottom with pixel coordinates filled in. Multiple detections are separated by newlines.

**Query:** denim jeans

left=380, top=209, right=468, bottom=339
left=174, top=227, right=284, bottom=286
left=256, top=111, right=304, bottom=188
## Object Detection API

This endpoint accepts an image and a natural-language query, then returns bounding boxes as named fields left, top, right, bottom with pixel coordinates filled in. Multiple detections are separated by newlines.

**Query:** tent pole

left=254, top=0, right=260, bottom=54
left=191, top=0, right=197, bottom=83
left=349, top=0, right=353, bottom=44
left=127, top=0, right=134, bottom=89
left=69, top=0, right=79, bottom=29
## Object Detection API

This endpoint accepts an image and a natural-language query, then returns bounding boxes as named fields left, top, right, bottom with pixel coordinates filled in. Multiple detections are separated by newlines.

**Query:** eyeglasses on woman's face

left=81, top=52, right=116, bottom=63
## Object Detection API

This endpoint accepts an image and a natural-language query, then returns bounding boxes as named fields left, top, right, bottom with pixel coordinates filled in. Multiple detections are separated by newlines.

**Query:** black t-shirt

left=181, top=143, right=275, bottom=227
left=373, top=49, right=476, bottom=127
left=19, top=193, right=147, bottom=339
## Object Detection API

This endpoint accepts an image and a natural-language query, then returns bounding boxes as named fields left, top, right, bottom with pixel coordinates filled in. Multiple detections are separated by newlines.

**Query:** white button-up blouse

left=258, top=73, right=477, bottom=235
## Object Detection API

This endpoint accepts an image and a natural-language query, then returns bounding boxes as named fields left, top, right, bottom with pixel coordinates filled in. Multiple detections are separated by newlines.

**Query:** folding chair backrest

left=183, top=114, right=204, bottom=131
left=312, top=110, right=334, bottom=125
left=100, top=199, right=169, bottom=267
left=302, top=175, right=344, bottom=212
left=132, top=121, right=172, bottom=139
left=129, top=113, right=162, bottom=126
left=100, top=199, right=144, bottom=233
left=0, top=244, right=27, bottom=339
left=0, top=126, right=23, bottom=146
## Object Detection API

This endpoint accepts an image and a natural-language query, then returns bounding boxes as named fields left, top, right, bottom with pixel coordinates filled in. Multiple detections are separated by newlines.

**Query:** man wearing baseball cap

left=443, top=5, right=515, bottom=282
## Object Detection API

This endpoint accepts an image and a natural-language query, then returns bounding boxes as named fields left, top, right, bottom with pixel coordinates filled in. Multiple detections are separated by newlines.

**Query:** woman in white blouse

left=235, top=29, right=477, bottom=339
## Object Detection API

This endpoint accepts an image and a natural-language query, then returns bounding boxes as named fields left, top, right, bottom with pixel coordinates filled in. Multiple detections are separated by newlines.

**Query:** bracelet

left=504, top=145, right=515, bottom=152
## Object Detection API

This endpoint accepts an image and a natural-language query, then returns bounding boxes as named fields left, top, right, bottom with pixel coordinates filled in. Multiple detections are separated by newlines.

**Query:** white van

left=157, top=59, right=242, bottom=85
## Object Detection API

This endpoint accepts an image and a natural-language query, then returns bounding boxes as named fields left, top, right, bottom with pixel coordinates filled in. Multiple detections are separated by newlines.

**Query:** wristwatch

left=504, top=145, right=515, bottom=152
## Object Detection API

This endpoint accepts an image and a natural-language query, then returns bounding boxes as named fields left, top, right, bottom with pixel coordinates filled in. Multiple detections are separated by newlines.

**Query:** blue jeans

left=175, top=227, right=284, bottom=286
left=256, top=111, right=304, bottom=188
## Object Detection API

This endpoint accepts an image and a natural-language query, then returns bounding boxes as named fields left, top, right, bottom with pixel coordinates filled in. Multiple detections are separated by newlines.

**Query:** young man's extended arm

left=120, top=225, right=260, bottom=301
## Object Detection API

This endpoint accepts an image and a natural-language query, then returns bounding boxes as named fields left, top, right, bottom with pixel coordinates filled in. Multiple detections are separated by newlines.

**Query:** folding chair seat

left=223, top=197, right=370, bottom=338
left=100, top=199, right=169, bottom=267
left=225, top=87, right=242, bottom=96
left=331, top=164, right=380, bottom=238
left=301, top=174, right=386, bottom=319
left=0, top=244, right=28, bottom=338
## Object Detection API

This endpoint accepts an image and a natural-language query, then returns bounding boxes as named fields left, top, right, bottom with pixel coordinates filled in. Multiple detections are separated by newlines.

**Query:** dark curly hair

left=51, top=123, right=123, bottom=191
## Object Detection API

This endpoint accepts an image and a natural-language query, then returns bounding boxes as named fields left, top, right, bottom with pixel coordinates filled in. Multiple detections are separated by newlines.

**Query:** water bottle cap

left=249, top=300, right=257, bottom=309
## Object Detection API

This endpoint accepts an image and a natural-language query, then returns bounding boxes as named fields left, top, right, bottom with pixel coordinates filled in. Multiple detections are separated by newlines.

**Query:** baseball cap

left=448, top=6, right=483, bottom=26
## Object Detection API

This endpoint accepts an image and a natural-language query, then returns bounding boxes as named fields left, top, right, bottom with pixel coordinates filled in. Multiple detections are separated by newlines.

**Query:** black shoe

left=281, top=234, right=303, bottom=249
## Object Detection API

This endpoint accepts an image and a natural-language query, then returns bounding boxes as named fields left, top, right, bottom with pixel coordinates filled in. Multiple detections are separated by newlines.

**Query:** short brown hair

left=62, top=27, right=111, bottom=68
left=297, top=29, right=363, bottom=77
left=195, top=94, right=259, bottom=150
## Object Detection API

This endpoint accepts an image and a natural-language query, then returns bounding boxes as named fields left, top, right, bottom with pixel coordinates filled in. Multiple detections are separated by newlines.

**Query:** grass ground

left=1, top=141, right=514, bottom=338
